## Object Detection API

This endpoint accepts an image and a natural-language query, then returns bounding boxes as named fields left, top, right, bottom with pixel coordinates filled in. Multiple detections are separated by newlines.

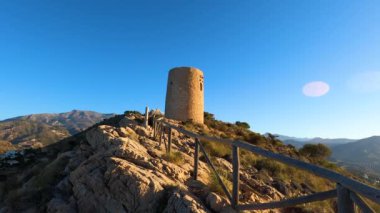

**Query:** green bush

left=204, top=112, right=215, bottom=121
left=266, top=133, right=283, bottom=146
left=235, top=121, right=250, bottom=129
left=124, top=110, right=142, bottom=116
left=245, top=132, right=267, bottom=146
left=300, top=143, right=332, bottom=160
left=254, top=159, right=284, bottom=175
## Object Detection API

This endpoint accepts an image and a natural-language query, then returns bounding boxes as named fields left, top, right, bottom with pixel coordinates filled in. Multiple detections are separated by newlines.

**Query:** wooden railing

left=152, top=118, right=380, bottom=212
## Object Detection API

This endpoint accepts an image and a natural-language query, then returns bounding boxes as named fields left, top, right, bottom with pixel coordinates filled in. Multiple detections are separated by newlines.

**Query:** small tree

left=299, top=143, right=332, bottom=160
left=235, top=121, right=250, bottom=129
left=124, top=110, right=142, bottom=116
left=266, top=133, right=282, bottom=146
left=204, top=112, right=215, bottom=121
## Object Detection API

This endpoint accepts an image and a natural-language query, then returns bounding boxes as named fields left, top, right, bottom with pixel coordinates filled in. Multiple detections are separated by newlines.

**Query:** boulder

left=134, top=126, right=150, bottom=138
left=116, top=127, right=137, bottom=139
left=206, top=192, right=234, bottom=213
left=164, top=189, right=209, bottom=213
left=271, top=180, right=290, bottom=196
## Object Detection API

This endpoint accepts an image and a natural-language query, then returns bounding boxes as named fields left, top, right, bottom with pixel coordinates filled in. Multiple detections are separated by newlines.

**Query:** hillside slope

left=0, top=112, right=345, bottom=212
left=0, top=110, right=114, bottom=151
left=331, top=136, right=380, bottom=178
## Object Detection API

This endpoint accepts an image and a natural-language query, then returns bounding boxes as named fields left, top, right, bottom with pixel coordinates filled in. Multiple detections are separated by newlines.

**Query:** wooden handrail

left=237, top=189, right=337, bottom=210
left=198, top=139, right=233, bottom=202
left=235, top=140, right=380, bottom=205
left=350, top=191, right=375, bottom=213
left=153, top=118, right=380, bottom=211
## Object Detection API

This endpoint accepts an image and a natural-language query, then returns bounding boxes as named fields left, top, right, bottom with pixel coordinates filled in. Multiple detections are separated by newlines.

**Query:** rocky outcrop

left=0, top=113, right=317, bottom=212
left=41, top=116, right=213, bottom=212
left=164, top=190, right=209, bottom=213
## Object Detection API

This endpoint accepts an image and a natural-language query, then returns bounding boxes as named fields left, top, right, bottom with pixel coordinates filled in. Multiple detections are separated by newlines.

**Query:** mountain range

left=275, top=134, right=356, bottom=148
left=276, top=134, right=380, bottom=180
left=0, top=110, right=114, bottom=153
left=331, top=136, right=380, bottom=180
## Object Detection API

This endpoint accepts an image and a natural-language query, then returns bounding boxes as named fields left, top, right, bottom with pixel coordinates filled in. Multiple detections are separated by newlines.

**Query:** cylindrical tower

left=165, top=67, right=204, bottom=123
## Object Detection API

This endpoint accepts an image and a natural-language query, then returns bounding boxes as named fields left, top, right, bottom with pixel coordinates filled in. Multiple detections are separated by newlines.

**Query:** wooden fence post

left=153, top=119, right=156, bottom=138
left=232, top=144, right=240, bottom=209
left=154, top=119, right=159, bottom=139
left=194, top=138, right=200, bottom=180
left=159, top=125, right=163, bottom=146
left=337, top=183, right=354, bottom=213
left=155, top=121, right=158, bottom=140
left=144, top=106, right=149, bottom=128
left=168, top=128, right=172, bottom=154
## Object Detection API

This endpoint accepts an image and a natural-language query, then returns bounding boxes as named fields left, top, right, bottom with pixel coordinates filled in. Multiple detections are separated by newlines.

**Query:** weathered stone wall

left=165, top=67, right=204, bottom=123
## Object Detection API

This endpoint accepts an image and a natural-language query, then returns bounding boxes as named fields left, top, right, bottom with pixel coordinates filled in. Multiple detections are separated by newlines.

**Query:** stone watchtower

left=165, top=67, right=204, bottom=123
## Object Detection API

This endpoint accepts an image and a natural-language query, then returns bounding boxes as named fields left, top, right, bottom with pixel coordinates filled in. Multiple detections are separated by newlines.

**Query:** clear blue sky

left=1, top=0, right=380, bottom=139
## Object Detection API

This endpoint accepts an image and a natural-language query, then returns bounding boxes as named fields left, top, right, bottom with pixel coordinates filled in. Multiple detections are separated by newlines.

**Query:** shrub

left=266, top=133, right=283, bottom=146
left=0, top=140, right=15, bottom=154
left=235, top=121, right=250, bottom=129
left=241, top=152, right=258, bottom=166
left=245, top=132, right=266, bottom=146
left=209, top=168, right=232, bottom=195
left=254, top=159, right=284, bottom=175
left=299, top=143, right=332, bottom=160
left=204, top=112, right=215, bottom=121
left=124, top=110, right=142, bottom=116
left=183, top=120, right=203, bottom=132
left=201, top=140, right=231, bottom=159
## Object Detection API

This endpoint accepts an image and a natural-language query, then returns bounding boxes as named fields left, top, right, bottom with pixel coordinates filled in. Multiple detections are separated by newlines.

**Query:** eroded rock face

left=86, top=122, right=279, bottom=212
left=164, top=190, right=209, bottom=213
left=70, top=156, right=169, bottom=212
left=206, top=192, right=233, bottom=213
left=51, top=121, right=210, bottom=213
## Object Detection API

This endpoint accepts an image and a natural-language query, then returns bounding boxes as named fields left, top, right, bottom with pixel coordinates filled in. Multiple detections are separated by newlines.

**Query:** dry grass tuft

left=163, top=151, right=184, bottom=165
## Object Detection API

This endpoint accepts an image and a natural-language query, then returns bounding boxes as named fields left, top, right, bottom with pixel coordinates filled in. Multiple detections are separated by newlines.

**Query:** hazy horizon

left=1, top=1, right=380, bottom=138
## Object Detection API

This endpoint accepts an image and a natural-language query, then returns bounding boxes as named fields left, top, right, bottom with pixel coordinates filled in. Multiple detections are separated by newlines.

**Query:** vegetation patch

left=0, top=140, right=15, bottom=154
left=299, top=143, right=332, bottom=161
left=209, top=168, right=232, bottom=196
left=163, top=151, right=184, bottom=165
left=201, top=139, right=231, bottom=159
left=199, top=111, right=346, bottom=211
left=30, top=155, right=70, bottom=189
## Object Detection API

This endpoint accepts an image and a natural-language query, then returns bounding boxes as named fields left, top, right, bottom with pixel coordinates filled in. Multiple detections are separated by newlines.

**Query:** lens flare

left=302, top=81, right=330, bottom=97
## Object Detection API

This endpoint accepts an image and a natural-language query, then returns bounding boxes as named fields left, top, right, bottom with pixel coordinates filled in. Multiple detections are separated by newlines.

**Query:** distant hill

left=269, top=134, right=380, bottom=183
left=0, top=110, right=114, bottom=151
left=331, top=136, right=380, bottom=178
left=274, top=134, right=311, bottom=142
left=275, top=134, right=356, bottom=149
